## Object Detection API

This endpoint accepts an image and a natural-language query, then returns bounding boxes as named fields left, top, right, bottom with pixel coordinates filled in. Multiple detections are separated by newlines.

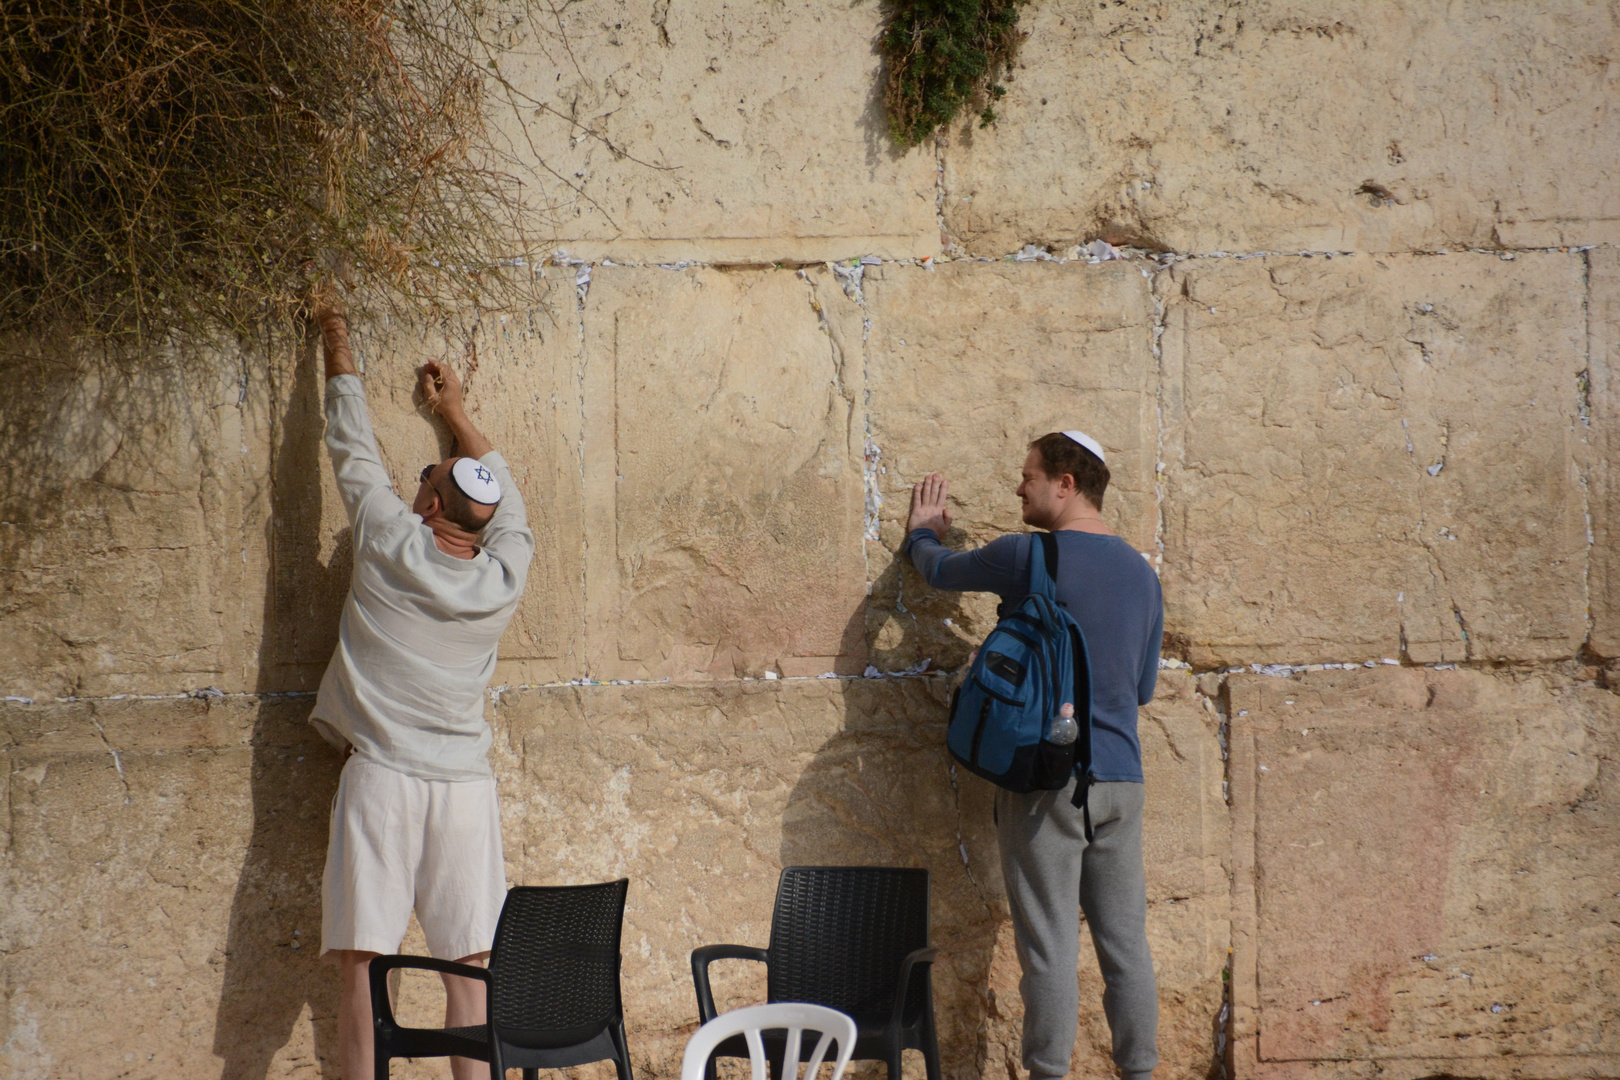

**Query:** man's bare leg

left=443, top=952, right=490, bottom=1080
left=337, top=949, right=382, bottom=1079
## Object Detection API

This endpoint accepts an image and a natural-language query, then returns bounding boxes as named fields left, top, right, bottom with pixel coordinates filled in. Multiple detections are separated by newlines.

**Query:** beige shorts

left=321, top=756, right=507, bottom=960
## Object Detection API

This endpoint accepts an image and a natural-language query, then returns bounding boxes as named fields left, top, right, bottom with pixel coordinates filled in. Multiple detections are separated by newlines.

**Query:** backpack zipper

left=969, top=695, right=992, bottom=764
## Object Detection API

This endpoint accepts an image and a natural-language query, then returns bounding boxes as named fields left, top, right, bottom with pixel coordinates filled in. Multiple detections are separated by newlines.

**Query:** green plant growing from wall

left=0, top=0, right=583, bottom=349
left=881, top=0, right=1028, bottom=148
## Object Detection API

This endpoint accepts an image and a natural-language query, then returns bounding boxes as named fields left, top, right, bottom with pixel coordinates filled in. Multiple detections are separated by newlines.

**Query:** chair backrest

left=488, top=879, right=629, bottom=1044
left=765, top=866, right=930, bottom=1022
left=680, top=1002, right=857, bottom=1080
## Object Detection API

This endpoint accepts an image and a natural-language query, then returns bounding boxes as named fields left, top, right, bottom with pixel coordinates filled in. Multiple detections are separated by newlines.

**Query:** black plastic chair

left=690, top=866, right=940, bottom=1080
left=370, top=879, right=633, bottom=1080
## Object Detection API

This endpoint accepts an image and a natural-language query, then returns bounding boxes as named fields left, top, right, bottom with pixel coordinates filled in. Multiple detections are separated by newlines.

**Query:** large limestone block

left=974, top=671, right=1230, bottom=1080
left=260, top=278, right=587, bottom=691
left=493, top=675, right=998, bottom=1079
left=863, top=260, right=1160, bottom=674
left=0, top=345, right=258, bottom=700
left=1227, top=667, right=1620, bottom=1080
left=1160, top=252, right=1588, bottom=666
left=2, top=695, right=341, bottom=1080
left=500, top=1, right=937, bottom=263
left=1589, top=247, right=1620, bottom=657
left=579, top=266, right=868, bottom=681
left=943, top=1, right=1620, bottom=256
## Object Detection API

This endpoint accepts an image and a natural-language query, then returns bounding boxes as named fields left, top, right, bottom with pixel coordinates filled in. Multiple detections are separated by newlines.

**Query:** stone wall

left=3, top=2, right=1618, bottom=1079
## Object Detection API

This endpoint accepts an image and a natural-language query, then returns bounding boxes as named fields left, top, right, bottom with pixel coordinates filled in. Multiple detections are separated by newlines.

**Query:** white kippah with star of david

left=450, top=457, right=502, bottom=504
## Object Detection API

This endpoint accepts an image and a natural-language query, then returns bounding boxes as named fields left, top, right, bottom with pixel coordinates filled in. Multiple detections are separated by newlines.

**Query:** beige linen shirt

left=310, top=374, right=534, bottom=780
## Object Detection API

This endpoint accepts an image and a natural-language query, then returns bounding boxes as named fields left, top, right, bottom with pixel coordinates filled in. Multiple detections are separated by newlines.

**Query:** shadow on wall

left=865, top=533, right=988, bottom=679
left=857, top=18, right=912, bottom=173
left=213, top=329, right=347, bottom=1080
left=778, top=655, right=1007, bottom=1079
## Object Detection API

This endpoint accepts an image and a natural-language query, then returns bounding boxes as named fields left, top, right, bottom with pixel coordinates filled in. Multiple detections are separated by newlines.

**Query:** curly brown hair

left=1029, top=432, right=1110, bottom=510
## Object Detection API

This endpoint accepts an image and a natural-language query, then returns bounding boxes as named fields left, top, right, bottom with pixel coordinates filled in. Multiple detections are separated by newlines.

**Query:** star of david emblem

left=474, top=465, right=492, bottom=483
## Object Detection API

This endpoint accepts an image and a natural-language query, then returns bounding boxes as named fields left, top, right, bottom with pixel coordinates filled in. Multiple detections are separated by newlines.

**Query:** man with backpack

left=903, top=431, right=1163, bottom=1080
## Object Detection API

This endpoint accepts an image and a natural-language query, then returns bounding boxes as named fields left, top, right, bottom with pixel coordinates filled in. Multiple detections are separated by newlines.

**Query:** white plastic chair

left=680, top=1002, right=858, bottom=1080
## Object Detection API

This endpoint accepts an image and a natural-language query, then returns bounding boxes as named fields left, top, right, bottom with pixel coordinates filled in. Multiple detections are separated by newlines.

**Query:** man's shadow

left=212, top=328, right=351, bottom=1079
left=773, top=557, right=1007, bottom=1078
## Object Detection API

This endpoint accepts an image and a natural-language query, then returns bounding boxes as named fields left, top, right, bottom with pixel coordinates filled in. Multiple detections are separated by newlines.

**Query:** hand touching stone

left=418, top=359, right=464, bottom=417
left=907, top=472, right=952, bottom=537
left=418, top=359, right=492, bottom=459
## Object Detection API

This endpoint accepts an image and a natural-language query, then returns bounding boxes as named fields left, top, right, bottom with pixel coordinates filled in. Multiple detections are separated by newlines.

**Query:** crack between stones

left=1150, top=264, right=1169, bottom=573
left=5, top=650, right=1592, bottom=707
left=1578, top=246, right=1596, bottom=654
left=528, top=242, right=1596, bottom=275
left=1194, top=675, right=1232, bottom=805
left=945, top=760, right=992, bottom=916
left=571, top=269, right=592, bottom=680
left=89, top=713, right=131, bottom=805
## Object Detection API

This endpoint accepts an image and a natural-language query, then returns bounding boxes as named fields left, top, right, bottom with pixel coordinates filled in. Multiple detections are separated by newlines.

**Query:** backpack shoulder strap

left=1028, top=531, right=1059, bottom=600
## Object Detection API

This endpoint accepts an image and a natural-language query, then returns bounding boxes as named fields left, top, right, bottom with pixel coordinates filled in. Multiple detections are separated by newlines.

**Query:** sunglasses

left=419, top=464, right=436, bottom=485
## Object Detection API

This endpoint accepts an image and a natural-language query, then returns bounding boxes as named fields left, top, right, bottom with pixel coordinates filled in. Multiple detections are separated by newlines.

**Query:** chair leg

left=922, top=1021, right=943, bottom=1080
left=374, top=1048, right=391, bottom=1080
left=521, top=1069, right=538, bottom=1080
left=611, top=1021, right=635, bottom=1080
left=886, top=1037, right=905, bottom=1080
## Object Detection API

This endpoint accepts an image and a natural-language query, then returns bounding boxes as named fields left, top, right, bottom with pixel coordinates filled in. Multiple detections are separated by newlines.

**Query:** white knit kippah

left=450, top=457, right=501, bottom=505
left=1061, top=430, right=1106, bottom=464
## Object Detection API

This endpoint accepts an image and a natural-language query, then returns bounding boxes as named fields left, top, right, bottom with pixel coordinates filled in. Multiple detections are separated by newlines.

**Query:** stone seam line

left=571, top=264, right=592, bottom=680
left=0, top=658, right=1551, bottom=710
left=1580, top=246, right=1596, bottom=652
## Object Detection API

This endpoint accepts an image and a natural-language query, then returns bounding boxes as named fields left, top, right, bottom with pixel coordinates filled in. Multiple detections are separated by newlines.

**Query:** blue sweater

left=904, top=528, right=1164, bottom=783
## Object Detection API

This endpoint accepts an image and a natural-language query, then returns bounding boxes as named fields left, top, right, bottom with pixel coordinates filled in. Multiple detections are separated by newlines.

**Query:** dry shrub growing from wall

left=0, top=0, right=560, bottom=349
left=881, top=0, right=1028, bottom=147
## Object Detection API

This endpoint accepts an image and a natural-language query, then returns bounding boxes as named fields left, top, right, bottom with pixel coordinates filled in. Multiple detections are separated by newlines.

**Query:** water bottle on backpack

left=1046, top=702, right=1078, bottom=745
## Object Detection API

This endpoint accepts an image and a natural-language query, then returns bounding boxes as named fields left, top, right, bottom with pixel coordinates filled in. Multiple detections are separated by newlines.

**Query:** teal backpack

left=946, top=532, right=1097, bottom=834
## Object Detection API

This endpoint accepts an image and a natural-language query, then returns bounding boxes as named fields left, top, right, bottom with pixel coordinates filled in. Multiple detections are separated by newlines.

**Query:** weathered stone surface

left=976, top=671, right=1230, bottom=1080
left=500, top=0, right=937, bottom=263
left=579, top=266, right=868, bottom=681
left=943, top=1, right=1620, bottom=257
left=863, top=260, right=1160, bottom=674
left=1228, top=667, right=1620, bottom=1079
left=1589, top=246, right=1620, bottom=657
left=1160, top=252, right=1589, bottom=666
left=2, top=696, right=338, bottom=1080
left=0, top=345, right=270, bottom=701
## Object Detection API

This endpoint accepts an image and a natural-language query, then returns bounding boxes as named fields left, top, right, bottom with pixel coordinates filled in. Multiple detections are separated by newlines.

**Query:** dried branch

left=0, top=0, right=575, bottom=350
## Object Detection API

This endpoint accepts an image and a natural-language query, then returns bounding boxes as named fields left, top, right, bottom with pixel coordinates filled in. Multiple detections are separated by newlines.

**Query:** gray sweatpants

left=996, top=779, right=1158, bottom=1080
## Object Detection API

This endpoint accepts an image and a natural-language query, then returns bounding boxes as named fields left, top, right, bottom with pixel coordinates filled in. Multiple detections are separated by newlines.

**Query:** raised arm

left=312, top=295, right=405, bottom=533
left=418, top=360, right=492, bottom=460
left=314, top=292, right=358, bottom=380
left=901, top=472, right=1026, bottom=596
left=420, top=359, right=533, bottom=573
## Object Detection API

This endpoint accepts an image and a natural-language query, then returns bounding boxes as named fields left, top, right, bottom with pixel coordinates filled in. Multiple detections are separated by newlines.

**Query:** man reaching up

left=904, top=431, right=1163, bottom=1080
left=309, top=297, right=534, bottom=1080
